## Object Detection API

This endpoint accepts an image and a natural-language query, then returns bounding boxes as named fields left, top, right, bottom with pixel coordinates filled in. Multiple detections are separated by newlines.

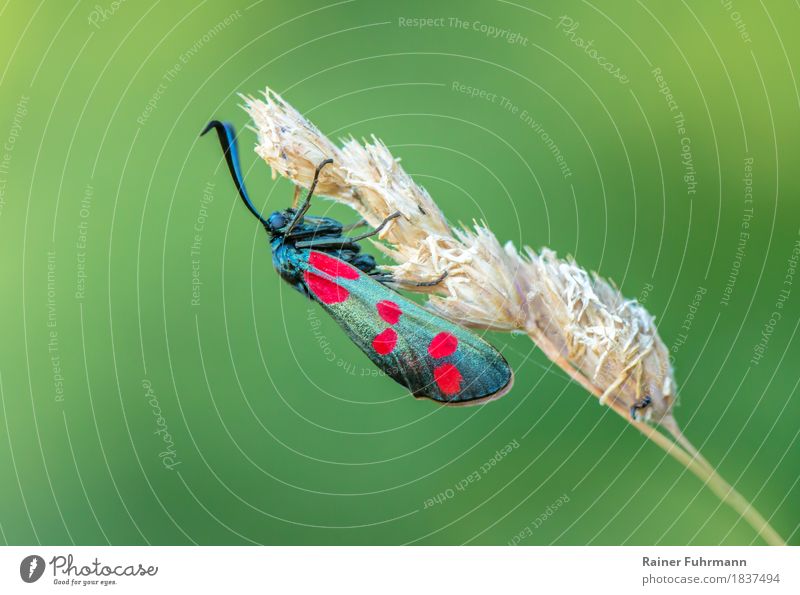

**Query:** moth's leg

left=295, top=237, right=361, bottom=251
left=347, top=211, right=400, bottom=242
left=369, top=273, right=393, bottom=284
left=404, top=270, right=448, bottom=287
left=295, top=212, right=401, bottom=249
left=371, top=270, right=448, bottom=287
left=331, top=245, right=362, bottom=259
left=341, top=218, right=368, bottom=232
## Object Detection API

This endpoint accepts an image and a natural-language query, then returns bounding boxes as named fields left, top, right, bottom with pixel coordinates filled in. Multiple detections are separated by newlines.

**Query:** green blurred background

left=0, top=0, right=798, bottom=546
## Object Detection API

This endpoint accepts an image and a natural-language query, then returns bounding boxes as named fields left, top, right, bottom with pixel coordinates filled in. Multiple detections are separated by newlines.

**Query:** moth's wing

left=300, top=251, right=513, bottom=405
left=388, top=303, right=514, bottom=405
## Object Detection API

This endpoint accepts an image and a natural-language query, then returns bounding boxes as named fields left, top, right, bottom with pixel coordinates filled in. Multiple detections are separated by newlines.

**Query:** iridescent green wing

left=299, top=251, right=513, bottom=405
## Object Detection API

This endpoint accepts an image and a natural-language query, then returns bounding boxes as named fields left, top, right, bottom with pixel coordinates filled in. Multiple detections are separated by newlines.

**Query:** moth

left=202, top=121, right=513, bottom=405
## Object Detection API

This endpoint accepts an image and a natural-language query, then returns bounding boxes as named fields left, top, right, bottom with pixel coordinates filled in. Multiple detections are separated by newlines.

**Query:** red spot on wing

left=376, top=300, right=402, bottom=325
left=304, top=271, right=350, bottom=304
left=428, top=332, right=458, bottom=358
left=309, top=251, right=359, bottom=280
left=372, top=328, right=398, bottom=355
left=434, top=363, right=462, bottom=395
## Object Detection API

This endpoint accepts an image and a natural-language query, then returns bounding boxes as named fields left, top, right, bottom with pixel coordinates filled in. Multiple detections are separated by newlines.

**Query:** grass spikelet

left=241, top=87, right=785, bottom=546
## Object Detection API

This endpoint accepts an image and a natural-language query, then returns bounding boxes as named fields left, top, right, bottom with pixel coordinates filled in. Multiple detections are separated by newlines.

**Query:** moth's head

left=265, top=209, right=294, bottom=236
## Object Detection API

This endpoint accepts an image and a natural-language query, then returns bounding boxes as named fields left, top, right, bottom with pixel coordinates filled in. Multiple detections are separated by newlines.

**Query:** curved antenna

left=201, top=120, right=269, bottom=226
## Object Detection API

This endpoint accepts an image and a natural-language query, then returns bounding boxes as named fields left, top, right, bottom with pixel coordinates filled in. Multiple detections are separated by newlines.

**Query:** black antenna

left=201, top=120, right=269, bottom=227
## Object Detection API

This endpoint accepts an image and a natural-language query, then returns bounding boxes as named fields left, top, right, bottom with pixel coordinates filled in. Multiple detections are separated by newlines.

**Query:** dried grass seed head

left=243, top=87, right=676, bottom=423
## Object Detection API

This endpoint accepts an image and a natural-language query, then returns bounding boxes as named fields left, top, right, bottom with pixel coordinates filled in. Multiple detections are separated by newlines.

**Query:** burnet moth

left=202, top=121, right=513, bottom=405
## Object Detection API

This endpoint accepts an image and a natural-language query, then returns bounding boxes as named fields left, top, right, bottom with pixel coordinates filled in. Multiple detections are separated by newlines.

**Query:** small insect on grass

left=201, top=89, right=787, bottom=546
left=202, top=120, right=513, bottom=405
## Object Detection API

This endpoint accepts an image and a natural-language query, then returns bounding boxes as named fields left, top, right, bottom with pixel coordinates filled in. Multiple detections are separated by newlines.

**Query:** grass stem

left=633, top=415, right=785, bottom=546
